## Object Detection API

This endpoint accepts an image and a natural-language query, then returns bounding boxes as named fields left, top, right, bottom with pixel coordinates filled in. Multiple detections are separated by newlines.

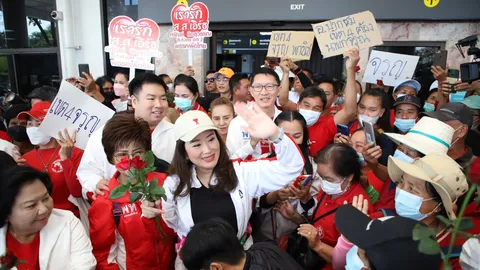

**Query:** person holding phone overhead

left=141, top=104, right=304, bottom=268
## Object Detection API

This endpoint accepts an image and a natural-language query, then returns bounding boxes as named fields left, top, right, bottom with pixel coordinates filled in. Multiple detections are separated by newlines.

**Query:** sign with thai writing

left=104, top=16, right=161, bottom=70
left=311, top=11, right=383, bottom=58
left=363, top=50, right=420, bottom=87
left=39, top=81, right=115, bottom=150
left=267, top=31, right=314, bottom=61
left=170, top=1, right=212, bottom=50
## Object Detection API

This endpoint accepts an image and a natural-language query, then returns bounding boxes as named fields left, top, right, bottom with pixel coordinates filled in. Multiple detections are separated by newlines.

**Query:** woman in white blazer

left=0, top=166, right=96, bottom=270
left=142, top=98, right=304, bottom=268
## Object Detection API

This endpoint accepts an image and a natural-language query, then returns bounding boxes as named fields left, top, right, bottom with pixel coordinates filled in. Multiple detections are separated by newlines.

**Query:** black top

left=465, top=130, right=480, bottom=157
left=191, top=184, right=238, bottom=233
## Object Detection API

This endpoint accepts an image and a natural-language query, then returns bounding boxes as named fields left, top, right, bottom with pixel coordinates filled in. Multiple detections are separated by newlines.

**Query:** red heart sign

left=171, top=2, right=210, bottom=38
left=108, top=16, right=160, bottom=50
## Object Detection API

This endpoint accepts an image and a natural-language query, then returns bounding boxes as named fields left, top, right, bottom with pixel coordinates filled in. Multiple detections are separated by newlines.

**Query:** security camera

left=51, top=10, right=63, bottom=21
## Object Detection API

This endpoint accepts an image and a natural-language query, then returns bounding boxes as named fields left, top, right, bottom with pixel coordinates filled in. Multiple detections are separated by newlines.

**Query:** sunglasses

left=204, top=78, right=215, bottom=83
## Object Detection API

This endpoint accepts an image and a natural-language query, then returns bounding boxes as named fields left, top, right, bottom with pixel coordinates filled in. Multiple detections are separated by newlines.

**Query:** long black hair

left=274, top=110, right=313, bottom=174
left=174, top=74, right=200, bottom=101
left=358, top=88, right=392, bottom=132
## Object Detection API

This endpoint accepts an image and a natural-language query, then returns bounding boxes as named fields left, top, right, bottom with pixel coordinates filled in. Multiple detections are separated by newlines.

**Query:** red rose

left=115, top=156, right=131, bottom=171
left=131, top=156, right=147, bottom=170
left=355, top=65, right=360, bottom=72
left=1, top=252, right=14, bottom=267
left=376, top=79, right=384, bottom=87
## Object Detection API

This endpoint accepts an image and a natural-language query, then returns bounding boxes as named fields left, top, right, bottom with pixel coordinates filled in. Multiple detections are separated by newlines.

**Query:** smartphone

left=447, top=69, right=460, bottom=84
left=267, top=57, right=280, bottom=66
left=78, top=64, right=90, bottom=79
left=292, top=175, right=313, bottom=190
left=337, top=124, right=349, bottom=136
left=363, top=121, right=376, bottom=147
left=433, top=50, right=448, bottom=69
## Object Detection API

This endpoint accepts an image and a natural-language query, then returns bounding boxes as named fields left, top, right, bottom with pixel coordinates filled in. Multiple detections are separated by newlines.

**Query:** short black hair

left=229, top=73, right=249, bottom=94
left=317, top=77, right=339, bottom=95
left=0, top=166, right=53, bottom=227
left=181, top=218, right=245, bottom=270
left=158, top=74, right=171, bottom=82
left=27, top=86, right=58, bottom=102
left=114, top=71, right=129, bottom=82
left=250, top=68, right=280, bottom=86
left=95, top=76, right=113, bottom=88
left=4, top=104, right=31, bottom=126
left=128, top=73, right=167, bottom=96
left=314, top=143, right=362, bottom=183
left=174, top=74, right=199, bottom=98
left=299, top=86, right=327, bottom=111
left=206, top=70, right=216, bottom=76
left=0, top=151, right=17, bottom=174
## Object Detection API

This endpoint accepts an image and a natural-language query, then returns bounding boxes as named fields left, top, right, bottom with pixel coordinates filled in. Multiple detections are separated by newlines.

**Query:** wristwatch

left=269, top=128, right=284, bottom=144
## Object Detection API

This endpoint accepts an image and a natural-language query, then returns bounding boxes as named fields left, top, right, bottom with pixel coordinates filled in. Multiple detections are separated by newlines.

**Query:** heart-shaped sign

left=108, top=16, right=160, bottom=49
left=171, top=2, right=210, bottom=38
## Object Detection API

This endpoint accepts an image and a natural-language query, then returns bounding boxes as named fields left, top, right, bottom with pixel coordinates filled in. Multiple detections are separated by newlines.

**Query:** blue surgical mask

left=423, top=102, right=435, bottom=112
left=393, top=149, right=415, bottom=164
left=345, top=245, right=367, bottom=270
left=357, top=152, right=367, bottom=167
left=394, top=118, right=416, bottom=133
left=395, top=188, right=438, bottom=221
left=175, top=97, right=193, bottom=112
left=299, top=109, right=321, bottom=126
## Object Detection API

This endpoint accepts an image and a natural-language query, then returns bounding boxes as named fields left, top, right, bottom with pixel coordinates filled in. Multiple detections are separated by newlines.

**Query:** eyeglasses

left=204, top=78, right=215, bottom=83
left=113, top=151, right=145, bottom=160
left=215, top=77, right=228, bottom=82
left=251, top=84, right=278, bottom=93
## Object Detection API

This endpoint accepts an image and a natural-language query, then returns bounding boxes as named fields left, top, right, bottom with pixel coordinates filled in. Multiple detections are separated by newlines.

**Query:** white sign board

left=39, top=81, right=115, bottom=150
left=363, top=50, right=420, bottom=87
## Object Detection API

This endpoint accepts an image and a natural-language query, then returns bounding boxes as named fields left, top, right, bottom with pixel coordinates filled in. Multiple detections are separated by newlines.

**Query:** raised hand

left=344, top=48, right=360, bottom=72
left=234, top=102, right=280, bottom=140
left=363, top=142, right=382, bottom=168
left=57, top=128, right=76, bottom=161
left=298, top=224, right=322, bottom=249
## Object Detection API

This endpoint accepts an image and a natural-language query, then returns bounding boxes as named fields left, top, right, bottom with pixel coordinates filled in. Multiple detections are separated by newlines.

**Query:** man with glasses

left=215, top=67, right=235, bottom=100
left=199, top=70, right=221, bottom=112
left=226, top=68, right=282, bottom=159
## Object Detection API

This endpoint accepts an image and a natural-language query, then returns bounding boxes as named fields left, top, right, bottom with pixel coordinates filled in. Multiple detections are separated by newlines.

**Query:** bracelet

left=268, top=128, right=284, bottom=144
left=293, top=67, right=302, bottom=75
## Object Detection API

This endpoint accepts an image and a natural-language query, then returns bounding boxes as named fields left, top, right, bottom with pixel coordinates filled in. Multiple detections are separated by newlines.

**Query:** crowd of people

left=0, top=47, right=480, bottom=270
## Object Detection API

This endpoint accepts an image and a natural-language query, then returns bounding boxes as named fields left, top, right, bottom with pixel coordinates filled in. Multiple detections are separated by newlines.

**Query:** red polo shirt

left=374, top=178, right=396, bottom=211
left=308, top=116, right=337, bottom=157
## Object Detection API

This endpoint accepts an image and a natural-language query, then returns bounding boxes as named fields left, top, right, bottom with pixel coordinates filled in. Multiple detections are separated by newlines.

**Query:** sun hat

left=385, top=117, right=454, bottom=155
left=214, top=67, right=235, bottom=79
left=393, top=79, right=421, bottom=93
left=461, top=95, right=480, bottom=110
left=388, top=152, right=468, bottom=219
left=421, top=102, right=473, bottom=128
left=335, top=205, right=441, bottom=270
left=17, top=101, right=51, bottom=121
left=173, top=110, right=218, bottom=142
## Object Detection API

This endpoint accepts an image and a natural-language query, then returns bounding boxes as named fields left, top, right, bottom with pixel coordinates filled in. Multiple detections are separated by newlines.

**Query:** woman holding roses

left=141, top=81, right=305, bottom=268
left=88, top=113, right=176, bottom=270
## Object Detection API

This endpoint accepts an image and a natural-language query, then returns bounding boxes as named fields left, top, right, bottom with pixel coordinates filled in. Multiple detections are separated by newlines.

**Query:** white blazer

left=0, top=209, right=96, bottom=270
left=162, top=133, right=304, bottom=239
left=226, top=105, right=282, bottom=160
left=76, top=119, right=176, bottom=198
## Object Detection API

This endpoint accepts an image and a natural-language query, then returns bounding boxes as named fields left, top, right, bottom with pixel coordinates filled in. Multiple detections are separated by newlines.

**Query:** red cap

left=17, top=101, right=52, bottom=121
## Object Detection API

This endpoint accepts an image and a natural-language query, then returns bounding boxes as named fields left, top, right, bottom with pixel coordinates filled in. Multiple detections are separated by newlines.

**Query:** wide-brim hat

left=388, top=153, right=468, bottom=220
left=385, top=117, right=453, bottom=155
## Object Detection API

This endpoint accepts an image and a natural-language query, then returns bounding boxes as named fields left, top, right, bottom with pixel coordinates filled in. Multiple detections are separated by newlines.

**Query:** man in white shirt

left=227, top=68, right=282, bottom=159
left=77, top=73, right=176, bottom=198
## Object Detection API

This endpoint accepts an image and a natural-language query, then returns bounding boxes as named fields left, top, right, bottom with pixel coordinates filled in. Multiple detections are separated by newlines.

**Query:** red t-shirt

left=365, top=170, right=384, bottom=196
left=0, top=130, right=11, bottom=142
left=23, top=147, right=83, bottom=217
left=389, top=109, right=395, bottom=127
left=6, top=232, right=40, bottom=270
left=308, top=116, right=337, bottom=157
left=348, top=119, right=361, bottom=135
left=374, top=178, right=396, bottom=211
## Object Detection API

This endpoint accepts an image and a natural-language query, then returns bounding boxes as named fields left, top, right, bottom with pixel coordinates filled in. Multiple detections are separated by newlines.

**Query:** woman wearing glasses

left=174, top=74, right=207, bottom=115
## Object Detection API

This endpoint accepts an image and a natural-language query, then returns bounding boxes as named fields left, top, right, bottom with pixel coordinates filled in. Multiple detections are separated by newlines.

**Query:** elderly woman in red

left=88, top=113, right=176, bottom=270
left=19, top=101, right=83, bottom=217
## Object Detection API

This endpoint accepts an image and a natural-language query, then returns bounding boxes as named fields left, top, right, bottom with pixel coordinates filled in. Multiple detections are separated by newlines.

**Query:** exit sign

left=290, top=4, right=305, bottom=10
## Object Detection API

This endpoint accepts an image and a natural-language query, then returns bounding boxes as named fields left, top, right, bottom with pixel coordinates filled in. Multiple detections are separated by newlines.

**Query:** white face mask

left=167, top=83, right=174, bottom=91
left=319, top=176, right=347, bottom=195
left=299, top=109, right=321, bottom=126
left=358, top=114, right=380, bottom=126
left=26, top=127, right=52, bottom=146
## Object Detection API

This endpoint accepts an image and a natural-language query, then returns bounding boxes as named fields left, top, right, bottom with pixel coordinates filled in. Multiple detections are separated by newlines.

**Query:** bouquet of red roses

left=109, top=151, right=167, bottom=238
left=0, top=250, right=26, bottom=270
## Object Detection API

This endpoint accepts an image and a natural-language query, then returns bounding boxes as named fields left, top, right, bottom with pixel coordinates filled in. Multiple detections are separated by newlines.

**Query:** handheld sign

left=170, top=1, right=212, bottom=52
left=39, top=81, right=115, bottom=150
left=311, top=11, right=383, bottom=58
left=104, top=16, right=162, bottom=71
left=363, top=50, right=420, bottom=87
left=267, top=31, right=315, bottom=61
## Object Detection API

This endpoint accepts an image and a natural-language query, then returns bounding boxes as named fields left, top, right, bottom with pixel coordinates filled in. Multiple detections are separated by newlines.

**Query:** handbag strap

left=310, top=192, right=338, bottom=224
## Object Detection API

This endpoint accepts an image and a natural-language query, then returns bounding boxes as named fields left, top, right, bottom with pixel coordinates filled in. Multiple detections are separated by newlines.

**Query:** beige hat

left=388, top=152, right=468, bottom=220
left=173, top=110, right=218, bottom=142
left=385, top=117, right=454, bottom=155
